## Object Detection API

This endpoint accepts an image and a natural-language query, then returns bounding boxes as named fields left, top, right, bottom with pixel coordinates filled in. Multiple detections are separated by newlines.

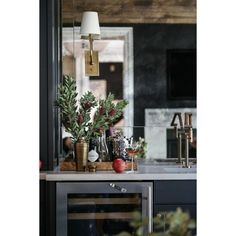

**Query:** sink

left=137, top=158, right=197, bottom=166
left=155, top=159, right=196, bottom=165
left=137, top=163, right=197, bottom=174
left=137, top=165, right=164, bottom=173
left=163, top=166, right=197, bottom=173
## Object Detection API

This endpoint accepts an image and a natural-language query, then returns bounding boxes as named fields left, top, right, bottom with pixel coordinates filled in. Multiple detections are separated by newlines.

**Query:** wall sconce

left=80, top=11, right=100, bottom=76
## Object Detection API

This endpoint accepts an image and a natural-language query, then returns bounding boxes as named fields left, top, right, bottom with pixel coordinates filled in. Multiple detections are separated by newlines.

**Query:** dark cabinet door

left=40, top=180, right=46, bottom=236
left=153, top=180, right=196, bottom=235
left=154, top=180, right=196, bottom=204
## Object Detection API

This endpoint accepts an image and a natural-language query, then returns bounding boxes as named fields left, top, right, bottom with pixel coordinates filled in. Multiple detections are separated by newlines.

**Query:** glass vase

left=97, top=131, right=110, bottom=161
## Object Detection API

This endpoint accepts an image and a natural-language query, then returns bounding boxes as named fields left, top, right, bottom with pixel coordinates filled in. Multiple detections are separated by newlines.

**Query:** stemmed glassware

left=126, top=138, right=138, bottom=173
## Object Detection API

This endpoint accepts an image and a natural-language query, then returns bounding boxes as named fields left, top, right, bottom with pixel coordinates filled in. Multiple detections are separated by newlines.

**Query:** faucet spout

left=171, top=112, right=193, bottom=168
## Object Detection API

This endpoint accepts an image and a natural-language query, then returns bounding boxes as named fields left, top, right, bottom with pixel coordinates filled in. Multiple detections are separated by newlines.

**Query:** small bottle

left=88, top=148, right=99, bottom=162
left=88, top=138, right=99, bottom=162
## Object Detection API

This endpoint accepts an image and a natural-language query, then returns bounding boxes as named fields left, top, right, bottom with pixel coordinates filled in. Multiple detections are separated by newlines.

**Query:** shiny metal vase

left=74, top=138, right=89, bottom=171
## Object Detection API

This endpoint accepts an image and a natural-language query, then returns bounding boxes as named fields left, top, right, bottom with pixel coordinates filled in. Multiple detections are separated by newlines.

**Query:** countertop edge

left=40, top=172, right=196, bottom=181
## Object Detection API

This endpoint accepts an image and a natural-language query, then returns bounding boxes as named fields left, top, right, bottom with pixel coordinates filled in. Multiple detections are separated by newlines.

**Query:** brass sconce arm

left=89, top=34, right=94, bottom=65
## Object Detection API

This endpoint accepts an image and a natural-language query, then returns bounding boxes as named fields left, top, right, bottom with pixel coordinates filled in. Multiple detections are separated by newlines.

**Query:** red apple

left=112, top=158, right=126, bottom=173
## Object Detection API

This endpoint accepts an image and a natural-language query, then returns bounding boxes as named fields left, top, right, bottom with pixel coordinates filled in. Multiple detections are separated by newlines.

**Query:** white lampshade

left=80, top=11, right=100, bottom=39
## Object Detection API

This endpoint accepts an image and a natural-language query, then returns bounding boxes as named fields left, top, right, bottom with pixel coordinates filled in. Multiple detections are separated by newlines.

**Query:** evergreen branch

left=56, top=75, right=129, bottom=142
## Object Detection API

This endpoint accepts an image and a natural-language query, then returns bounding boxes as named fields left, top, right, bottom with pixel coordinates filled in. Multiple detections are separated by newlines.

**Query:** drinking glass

left=126, top=140, right=138, bottom=173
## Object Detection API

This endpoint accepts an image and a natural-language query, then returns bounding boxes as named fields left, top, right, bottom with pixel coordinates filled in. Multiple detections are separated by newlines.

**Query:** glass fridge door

left=57, top=182, right=152, bottom=236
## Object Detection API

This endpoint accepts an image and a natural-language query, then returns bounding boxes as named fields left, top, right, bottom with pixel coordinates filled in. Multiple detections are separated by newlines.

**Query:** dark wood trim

left=62, top=0, right=196, bottom=24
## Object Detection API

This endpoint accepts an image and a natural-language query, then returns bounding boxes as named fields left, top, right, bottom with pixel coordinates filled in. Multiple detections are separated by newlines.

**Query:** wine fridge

left=56, top=182, right=153, bottom=236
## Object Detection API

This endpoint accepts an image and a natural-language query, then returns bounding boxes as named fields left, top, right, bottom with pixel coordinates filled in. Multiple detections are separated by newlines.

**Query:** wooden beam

left=62, top=0, right=196, bottom=24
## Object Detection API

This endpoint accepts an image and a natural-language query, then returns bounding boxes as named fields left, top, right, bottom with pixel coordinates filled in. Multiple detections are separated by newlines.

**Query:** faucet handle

left=174, top=126, right=178, bottom=139
left=184, top=113, right=192, bottom=127
left=189, top=127, right=193, bottom=143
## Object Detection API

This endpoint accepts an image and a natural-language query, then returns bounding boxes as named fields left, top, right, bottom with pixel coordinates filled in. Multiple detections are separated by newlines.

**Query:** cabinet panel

left=154, top=180, right=196, bottom=204
left=40, top=180, right=46, bottom=203
left=40, top=180, right=46, bottom=236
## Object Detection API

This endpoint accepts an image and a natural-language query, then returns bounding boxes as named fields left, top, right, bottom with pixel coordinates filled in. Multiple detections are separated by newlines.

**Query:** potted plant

left=56, top=75, right=128, bottom=170
left=117, top=208, right=196, bottom=236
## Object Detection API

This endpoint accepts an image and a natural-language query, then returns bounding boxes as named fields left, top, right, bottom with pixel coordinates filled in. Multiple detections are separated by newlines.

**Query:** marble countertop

left=40, top=161, right=196, bottom=181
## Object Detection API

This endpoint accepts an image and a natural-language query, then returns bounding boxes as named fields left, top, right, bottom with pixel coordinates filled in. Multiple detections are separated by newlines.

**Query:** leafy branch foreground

left=56, top=75, right=128, bottom=142
left=117, top=208, right=196, bottom=236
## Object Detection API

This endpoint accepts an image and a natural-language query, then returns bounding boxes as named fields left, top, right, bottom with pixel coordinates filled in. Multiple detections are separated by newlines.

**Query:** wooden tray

left=60, top=160, right=137, bottom=171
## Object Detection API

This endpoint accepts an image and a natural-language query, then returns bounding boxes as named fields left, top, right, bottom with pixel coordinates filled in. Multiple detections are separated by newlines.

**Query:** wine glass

left=126, top=139, right=138, bottom=173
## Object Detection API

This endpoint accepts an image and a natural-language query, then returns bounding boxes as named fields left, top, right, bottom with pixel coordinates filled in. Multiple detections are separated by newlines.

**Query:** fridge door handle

left=109, top=183, right=127, bottom=193
left=147, top=185, right=153, bottom=233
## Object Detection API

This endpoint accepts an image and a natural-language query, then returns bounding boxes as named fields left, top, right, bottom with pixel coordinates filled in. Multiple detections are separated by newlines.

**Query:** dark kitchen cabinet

left=40, top=179, right=196, bottom=236
left=40, top=180, right=46, bottom=236
left=153, top=180, right=196, bottom=234
left=41, top=181, right=152, bottom=236
left=40, top=180, right=56, bottom=236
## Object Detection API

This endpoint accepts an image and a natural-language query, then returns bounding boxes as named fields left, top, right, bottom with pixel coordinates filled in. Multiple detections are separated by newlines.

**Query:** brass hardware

left=183, top=136, right=190, bottom=168
left=84, top=34, right=100, bottom=76
left=85, top=50, right=99, bottom=76
left=189, top=127, right=193, bottom=143
left=184, top=112, right=192, bottom=127
left=89, top=34, right=94, bottom=65
left=171, top=112, right=193, bottom=168
left=88, top=163, right=97, bottom=172
left=74, top=139, right=89, bottom=171
left=171, top=113, right=184, bottom=164
left=177, top=133, right=182, bottom=164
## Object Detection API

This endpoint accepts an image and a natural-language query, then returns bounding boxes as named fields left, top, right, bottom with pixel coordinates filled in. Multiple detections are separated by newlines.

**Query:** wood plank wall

left=62, top=0, right=196, bottom=24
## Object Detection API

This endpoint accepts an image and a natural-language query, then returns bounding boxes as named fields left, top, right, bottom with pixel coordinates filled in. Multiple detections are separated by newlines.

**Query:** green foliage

left=92, top=93, right=128, bottom=137
left=162, top=208, right=196, bottom=236
left=56, top=75, right=129, bottom=142
left=56, top=75, right=80, bottom=141
left=135, top=137, right=147, bottom=158
left=116, top=208, right=195, bottom=236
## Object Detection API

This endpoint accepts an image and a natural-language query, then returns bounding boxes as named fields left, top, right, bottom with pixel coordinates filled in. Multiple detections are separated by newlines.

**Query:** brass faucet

left=170, top=112, right=193, bottom=168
